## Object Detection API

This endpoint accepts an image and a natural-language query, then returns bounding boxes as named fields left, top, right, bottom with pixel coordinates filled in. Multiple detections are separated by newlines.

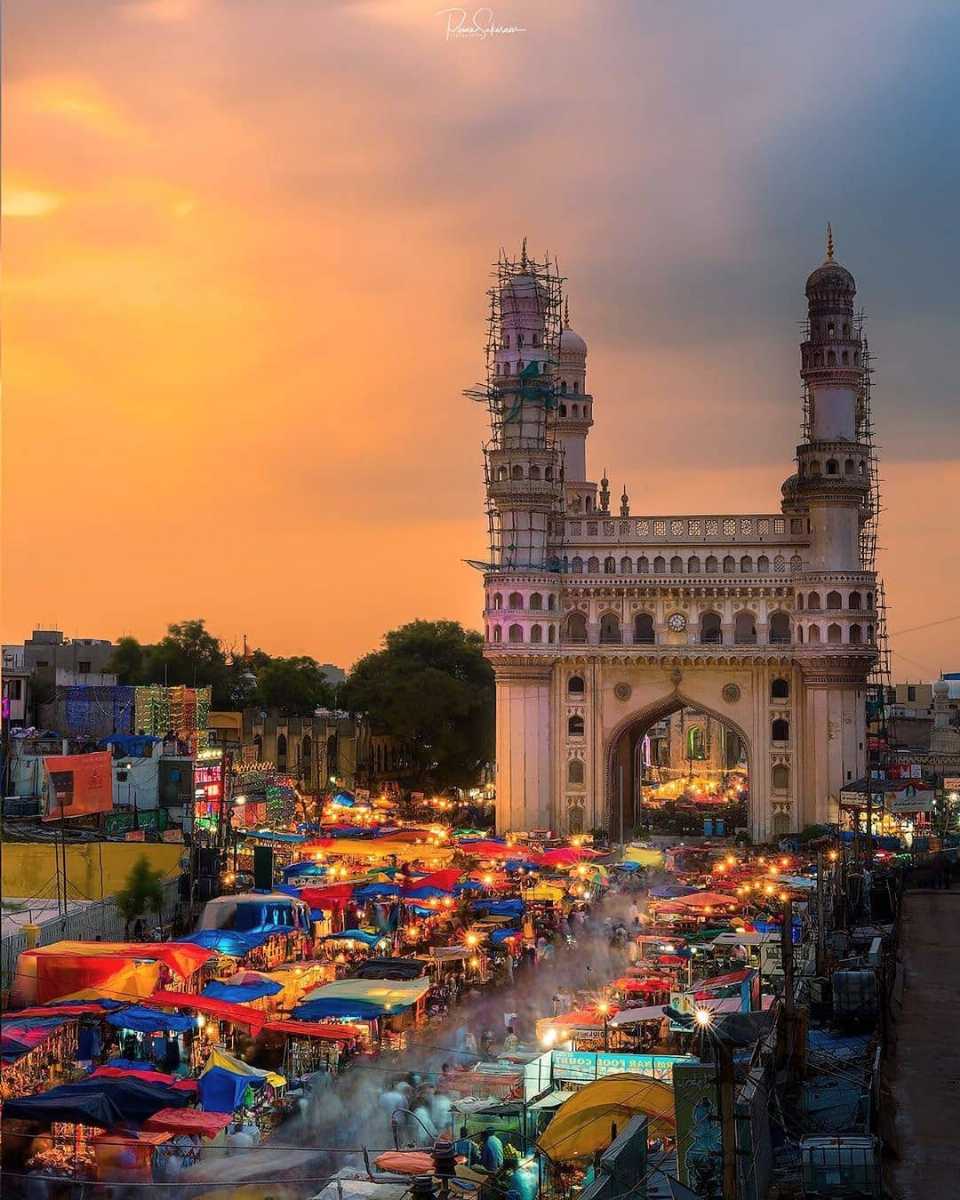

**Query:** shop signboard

left=674, top=1061, right=723, bottom=1199
left=943, top=777, right=960, bottom=791
left=42, top=751, right=113, bottom=821
left=886, top=785, right=936, bottom=814
left=550, top=1049, right=689, bottom=1085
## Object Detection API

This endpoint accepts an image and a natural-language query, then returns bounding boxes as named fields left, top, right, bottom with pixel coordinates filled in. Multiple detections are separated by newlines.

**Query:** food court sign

left=551, top=1050, right=690, bottom=1084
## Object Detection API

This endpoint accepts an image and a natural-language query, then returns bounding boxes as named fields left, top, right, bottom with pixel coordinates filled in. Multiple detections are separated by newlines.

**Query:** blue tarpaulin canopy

left=282, top=860, right=326, bottom=879
left=177, top=929, right=267, bottom=956
left=240, top=830, right=306, bottom=844
left=104, top=1057, right=159, bottom=1072
left=292, top=997, right=389, bottom=1021
left=405, top=886, right=450, bottom=900
left=355, top=883, right=401, bottom=900
left=454, top=880, right=485, bottom=893
left=331, top=791, right=356, bottom=807
left=198, top=1066, right=269, bottom=1113
left=650, top=884, right=700, bottom=899
left=471, top=898, right=524, bottom=917
left=203, top=979, right=283, bottom=1004
left=1, top=1087, right=124, bottom=1129
left=319, top=929, right=385, bottom=948
left=106, top=1006, right=196, bottom=1034
left=490, top=928, right=523, bottom=946
left=102, top=734, right=161, bottom=757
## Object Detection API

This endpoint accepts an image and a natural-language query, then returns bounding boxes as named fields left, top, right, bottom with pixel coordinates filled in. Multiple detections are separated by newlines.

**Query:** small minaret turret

left=620, top=485, right=630, bottom=518
left=795, top=226, right=871, bottom=572
left=599, top=471, right=610, bottom=513
left=555, top=299, right=591, bottom=482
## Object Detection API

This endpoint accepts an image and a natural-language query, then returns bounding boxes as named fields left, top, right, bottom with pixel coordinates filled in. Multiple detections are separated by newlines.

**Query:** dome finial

left=563, top=297, right=570, bottom=329
left=520, top=236, right=527, bottom=269
left=826, top=222, right=834, bottom=262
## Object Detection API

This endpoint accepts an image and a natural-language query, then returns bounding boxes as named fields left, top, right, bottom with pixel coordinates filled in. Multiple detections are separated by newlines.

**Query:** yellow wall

left=1, top=841, right=184, bottom=902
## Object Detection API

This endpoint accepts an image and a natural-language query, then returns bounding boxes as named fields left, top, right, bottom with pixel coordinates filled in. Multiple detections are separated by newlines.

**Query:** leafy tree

left=340, top=620, right=494, bottom=789
left=116, top=855, right=166, bottom=938
left=144, top=619, right=232, bottom=707
left=108, top=636, right=148, bottom=684
left=254, top=656, right=335, bottom=716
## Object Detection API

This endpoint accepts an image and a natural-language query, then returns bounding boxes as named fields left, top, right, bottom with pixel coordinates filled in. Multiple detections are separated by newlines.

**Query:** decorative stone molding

left=722, top=683, right=742, bottom=703
left=614, top=682, right=632, bottom=702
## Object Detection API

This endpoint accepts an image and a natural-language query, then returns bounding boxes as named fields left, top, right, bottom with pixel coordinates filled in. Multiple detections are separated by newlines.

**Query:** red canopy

left=300, top=883, right=356, bottom=910
left=404, top=868, right=462, bottom=893
left=148, top=990, right=265, bottom=1033
left=613, top=976, right=673, bottom=994
left=459, top=841, right=516, bottom=860
left=263, top=1019, right=361, bottom=1042
left=553, top=1004, right=619, bottom=1027
left=4, top=1004, right=101, bottom=1019
left=89, top=1066, right=197, bottom=1090
left=145, top=1107, right=233, bottom=1138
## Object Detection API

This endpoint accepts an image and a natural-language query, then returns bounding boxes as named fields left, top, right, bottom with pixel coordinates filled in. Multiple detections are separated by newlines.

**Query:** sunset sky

left=4, top=0, right=959, bottom=679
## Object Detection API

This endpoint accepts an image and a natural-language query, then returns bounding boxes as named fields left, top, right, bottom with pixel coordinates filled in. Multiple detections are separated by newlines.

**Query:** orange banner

left=43, top=751, right=114, bottom=821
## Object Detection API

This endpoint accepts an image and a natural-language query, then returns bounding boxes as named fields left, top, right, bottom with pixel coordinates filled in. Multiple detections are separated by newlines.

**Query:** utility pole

left=717, top=1036, right=738, bottom=1200
left=816, top=850, right=826, bottom=976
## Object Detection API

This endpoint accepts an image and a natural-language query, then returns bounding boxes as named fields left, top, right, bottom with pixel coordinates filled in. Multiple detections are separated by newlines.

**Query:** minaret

left=796, top=226, right=871, bottom=571
left=554, top=299, right=591, bottom=482
left=487, top=253, right=560, bottom=570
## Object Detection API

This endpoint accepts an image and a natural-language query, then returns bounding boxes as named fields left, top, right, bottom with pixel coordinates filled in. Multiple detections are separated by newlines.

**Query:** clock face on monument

left=667, top=612, right=687, bottom=632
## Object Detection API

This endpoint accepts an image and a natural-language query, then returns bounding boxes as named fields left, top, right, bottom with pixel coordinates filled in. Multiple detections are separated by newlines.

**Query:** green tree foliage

left=107, top=636, right=147, bottom=684
left=116, top=855, right=166, bottom=937
left=254, top=656, right=335, bottom=716
left=340, top=620, right=494, bottom=789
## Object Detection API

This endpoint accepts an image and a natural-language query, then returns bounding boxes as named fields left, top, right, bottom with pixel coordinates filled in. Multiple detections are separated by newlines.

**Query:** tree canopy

left=254, top=656, right=335, bottom=715
left=339, top=619, right=494, bottom=788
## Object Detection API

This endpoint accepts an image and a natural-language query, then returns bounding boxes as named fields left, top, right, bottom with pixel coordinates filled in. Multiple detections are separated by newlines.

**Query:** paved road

left=887, top=890, right=960, bottom=1200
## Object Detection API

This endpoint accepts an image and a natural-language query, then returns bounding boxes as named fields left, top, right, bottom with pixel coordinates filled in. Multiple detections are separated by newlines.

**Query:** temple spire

left=826, top=222, right=834, bottom=262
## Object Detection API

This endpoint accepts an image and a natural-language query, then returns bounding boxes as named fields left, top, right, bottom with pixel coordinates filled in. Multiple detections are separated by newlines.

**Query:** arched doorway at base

left=605, top=693, right=752, bottom=842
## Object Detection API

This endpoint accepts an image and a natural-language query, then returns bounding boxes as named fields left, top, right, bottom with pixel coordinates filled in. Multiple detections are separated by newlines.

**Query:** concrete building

left=22, top=629, right=114, bottom=676
left=479, top=235, right=879, bottom=840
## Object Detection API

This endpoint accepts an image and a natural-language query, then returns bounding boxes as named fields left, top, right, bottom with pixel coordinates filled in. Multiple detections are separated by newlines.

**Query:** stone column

left=493, top=661, right=554, bottom=833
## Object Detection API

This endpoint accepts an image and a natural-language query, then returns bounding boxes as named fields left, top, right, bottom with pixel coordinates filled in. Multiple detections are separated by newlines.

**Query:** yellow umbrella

left=623, top=846, right=665, bottom=868
left=537, top=1073, right=675, bottom=1161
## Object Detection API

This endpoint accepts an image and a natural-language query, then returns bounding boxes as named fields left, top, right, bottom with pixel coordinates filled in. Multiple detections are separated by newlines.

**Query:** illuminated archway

left=605, top=693, right=752, bottom=839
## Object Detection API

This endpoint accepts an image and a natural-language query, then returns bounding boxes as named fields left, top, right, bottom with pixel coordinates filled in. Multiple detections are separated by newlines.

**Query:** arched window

left=790, top=554, right=803, bottom=571
left=508, top=623, right=524, bottom=643
left=797, top=594, right=804, bottom=611
left=826, top=459, right=839, bottom=475
left=700, top=612, right=723, bottom=644
left=810, top=459, right=822, bottom=476
left=688, top=555, right=702, bottom=573
left=545, top=465, right=553, bottom=480
left=604, top=556, right=616, bottom=573
left=573, top=381, right=579, bottom=393
left=620, top=556, right=633, bottom=573
left=797, top=626, right=804, bottom=643
left=599, top=612, right=621, bottom=644
left=638, top=556, right=650, bottom=573
left=571, top=557, right=584, bottom=574
left=530, top=624, right=543, bottom=644
left=568, top=759, right=584, bottom=785
left=686, top=726, right=706, bottom=760
left=568, top=675, right=585, bottom=695
left=757, top=554, right=769, bottom=572
left=548, top=625, right=556, bottom=643
left=568, top=804, right=584, bottom=835
left=807, top=624, right=821, bottom=644
left=827, top=350, right=837, bottom=366
left=771, top=677, right=789, bottom=700
left=669, top=555, right=682, bottom=574
left=866, top=592, right=874, bottom=609
left=568, top=714, right=584, bottom=737
left=587, top=556, right=600, bottom=573
left=723, top=555, right=736, bottom=574
left=529, top=592, right=543, bottom=610
left=559, top=397, right=567, bottom=409
left=572, top=404, right=579, bottom=417
left=769, top=611, right=791, bottom=644
left=844, top=458, right=855, bottom=475
left=772, top=718, right=789, bottom=743
left=277, top=732, right=288, bottom=768
left=849, top=591, right=862, bottom=610
left=826, top=591, right=842, bottom=610
left=740, top=555, right=753, bottom=573
left=772, top=764, right=789, bottom=791
left=492, top=593, right=503, bottom=610
left=492, top=625, right=502, bottom=643
left=511, top=464, right=524, bottom=480
left=734, top=611, right=757, bottom=644
left=529, top=465, right=540, bottom=479
left=653, top=556, right=666, bottom=574
left=566, top=613, right=588, bottom=644
left=509, top=591, right=524, bottom=609
left=827, top=623, right=842, bottom=644
left=849, top=623, right=863, bottom=644
left=774, top=554, right=785, bottom=572
left=497, top=466, right=507, bottom=481
left=705, top=555, right=718, bottom=573
left=808, top=591, right=822, bottom=610
left=867, top=624, right=875, bottom=642
left=634, top=613, right=655, bottom=644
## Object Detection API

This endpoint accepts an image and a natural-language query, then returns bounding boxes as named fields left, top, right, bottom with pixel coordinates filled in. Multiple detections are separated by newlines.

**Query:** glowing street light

left=694, top=1008, right=712, bottom=1027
